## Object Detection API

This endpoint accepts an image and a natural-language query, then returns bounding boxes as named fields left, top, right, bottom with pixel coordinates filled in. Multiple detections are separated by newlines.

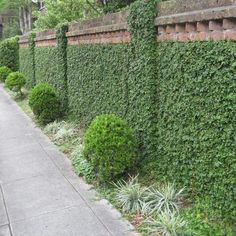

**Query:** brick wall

left=156, top=0, right=236, bottom=41
left=18, top=0, right=236, bottom=48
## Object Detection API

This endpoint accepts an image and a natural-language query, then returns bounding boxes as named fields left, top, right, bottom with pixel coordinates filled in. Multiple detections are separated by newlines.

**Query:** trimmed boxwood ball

left=28, top=83, right=61, bottom=125
left=83, top=114, right=136, bottom=182
left=0, top=66, right=12, bottom=82
left=5, top=72, right=26, bottom=94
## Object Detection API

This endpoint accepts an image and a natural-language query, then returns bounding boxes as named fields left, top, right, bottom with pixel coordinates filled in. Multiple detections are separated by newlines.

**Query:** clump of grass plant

left=145, top=210, right=187, bottom=236
left=44, top=120, right=82, bottom=155
left=44, top=121, right=66, bottom=136
left=113, top=176, right=187, bottom=235
left=144, top=183, right=185, bottom=214
left=114, top=176, right=147, bottom=214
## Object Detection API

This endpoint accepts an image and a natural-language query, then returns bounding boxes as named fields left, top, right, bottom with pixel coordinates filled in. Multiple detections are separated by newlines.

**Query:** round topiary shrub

left=0, top=66, right=12, bottom=82
left=83, top=114, right=136, bottom=182
left=5, top=72, right=26, bottom=95
left=28, top=83, right=61, bottom=125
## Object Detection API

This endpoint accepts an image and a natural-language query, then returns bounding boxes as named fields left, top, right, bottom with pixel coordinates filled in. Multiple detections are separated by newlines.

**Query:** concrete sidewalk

left=0, top=85, right=137, bottom=236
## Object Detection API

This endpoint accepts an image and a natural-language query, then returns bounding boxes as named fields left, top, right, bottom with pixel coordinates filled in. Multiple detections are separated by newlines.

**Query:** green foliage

left=28, top=83, right=61, bottom=125
left=143, top=41, right=236, bottom=222
left=0, top=37, right=19, bottom=71
left=0, top=66, right=12, bottom=82
left=67, top=44, right=130, bottom=126
left=2, top=19, right=21, bottom=39
left=83, top=114, right=136, bottom=182
left=5, top=71, right=26, bottom=94
left=127, top=0, right=157, bottom=160
left=72, top=148, right=96, bottom=183
left=33, top=0, right=100, bottom=30
left=182, top=198, right=234, bottom=235
left=34, top=26, right=68, bottom=111
left=19, top=33, right=36, bottom=89
left=102, top=0, right=137, bottom=13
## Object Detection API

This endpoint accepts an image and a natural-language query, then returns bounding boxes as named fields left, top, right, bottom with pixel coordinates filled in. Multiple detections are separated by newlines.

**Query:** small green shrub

left=28, top=83, right=61, bottom=125
left=0, top=66, right=12, bottom=82
left=0, top=37, right=19, bottom=71
left=5, top=72, right=26, bottom=95
left=83, top=114, right=136, bottom=182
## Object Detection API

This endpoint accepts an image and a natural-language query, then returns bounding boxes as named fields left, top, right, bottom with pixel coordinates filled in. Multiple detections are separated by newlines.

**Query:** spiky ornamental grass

left=145, top=210, right=187, bottom=236
left=114, top=176, right=148, bottom=214
left=144, top=183, right=185, bottom=214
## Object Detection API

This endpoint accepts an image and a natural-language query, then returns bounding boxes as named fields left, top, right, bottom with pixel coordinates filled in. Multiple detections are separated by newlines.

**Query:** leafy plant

left=5, top=72, right=26, bottom=95
left=145, top=210, right=187, bottom=236
left=28, top=83, right=61, bottom=125
left=0, top=66, right=12, bottom=82
left=182, top=198, right=235, bottom=236
left=83, top=114, right=136, bottom=182
left=101, top=0, right=137, bottom=13
left=144, top=183, right=185, bottom=214
left=72, top=148, right=96, bottom=183
left=114, top=176, right=147, bottom=214
left=44, top=121, right=66, bottom=136
left=53, top=125, right=77, bottom=145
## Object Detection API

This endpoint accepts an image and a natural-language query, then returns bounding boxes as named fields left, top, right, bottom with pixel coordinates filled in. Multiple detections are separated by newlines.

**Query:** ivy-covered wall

left=15, top=0, right=235, bottom=223
left=19, top=33, right=36, bottom=89
left=34, top=26, right=68, bottom=111
left=146, top=41, right=235, bottom=222
left=67, top=44, right=130, bottom=126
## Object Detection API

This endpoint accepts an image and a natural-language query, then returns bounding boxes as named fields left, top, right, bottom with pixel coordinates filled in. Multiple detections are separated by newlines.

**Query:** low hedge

left=0, top=66, right=12, bottom=82
left=0, top=37, right=19, bottom=71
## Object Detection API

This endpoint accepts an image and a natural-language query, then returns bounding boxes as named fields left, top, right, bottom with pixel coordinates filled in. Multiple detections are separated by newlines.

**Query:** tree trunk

left=23, top=6, right=28, bottom=34
left=27, top=3, right=32, bottom=32
left=19, top=7, right=24, bottom=34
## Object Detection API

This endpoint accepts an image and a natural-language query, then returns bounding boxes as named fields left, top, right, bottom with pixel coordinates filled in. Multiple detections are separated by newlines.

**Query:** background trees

left=0, top=0, right=138, bottom=37
left=0, top=0, right=34, bottom=36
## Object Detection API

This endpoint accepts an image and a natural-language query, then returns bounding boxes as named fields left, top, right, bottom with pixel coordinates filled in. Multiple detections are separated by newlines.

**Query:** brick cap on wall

left=18, top=0, right=236, bottom=47
left=157, top=0, right=236, bottom=16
